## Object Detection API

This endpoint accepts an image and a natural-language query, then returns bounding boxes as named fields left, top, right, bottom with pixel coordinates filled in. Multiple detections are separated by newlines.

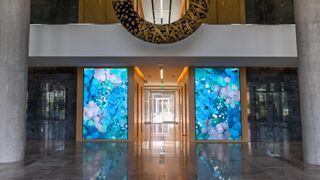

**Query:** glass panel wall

left=245, top=0, right=295, bottom=24
left=247, top=68, right=301, bottom=142
left=31, top=0, right=78, bottom=24
left=27, top=68, right=77, bottom=154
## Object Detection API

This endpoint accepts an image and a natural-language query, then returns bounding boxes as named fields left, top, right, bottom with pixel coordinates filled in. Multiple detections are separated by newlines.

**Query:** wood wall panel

left=79, top=0, right=118, bottom=24
left=206, top=0, right=246, bottom=24
left=205, top=0, right=218, bottom=24
left=106, top=0, right=119, bottom=23
left=218, top=0, right=241, bottom=24
left=178, top=68, right=189, bottom=138
left=240, top=68, right=248, bottom=142
left=133, top=67, right=145, bottom=141
left=84, top=0, right=106, bottom=24
left=76, top=68, right=83, bottom=142
left=79, top=0, right=245, bottom=25
left=239, top=0, right=246, bottom=24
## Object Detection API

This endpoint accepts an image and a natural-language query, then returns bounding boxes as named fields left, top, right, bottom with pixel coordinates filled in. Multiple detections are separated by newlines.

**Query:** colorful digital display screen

left=195, top=68, right=242, bottom=140
left=83, top=68, right=128, bottom=140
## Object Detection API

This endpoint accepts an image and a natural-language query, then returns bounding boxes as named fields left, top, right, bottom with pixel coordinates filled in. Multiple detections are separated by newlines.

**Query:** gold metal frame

left=112, top=0, right=209, bottom=44
left=76, top=68, right=83, bottom=142
left=240, top=67, right=248, bottom=142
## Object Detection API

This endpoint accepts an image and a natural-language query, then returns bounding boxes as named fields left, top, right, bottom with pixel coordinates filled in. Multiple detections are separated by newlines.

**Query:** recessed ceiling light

left=160, top=67, right=164, bottom=80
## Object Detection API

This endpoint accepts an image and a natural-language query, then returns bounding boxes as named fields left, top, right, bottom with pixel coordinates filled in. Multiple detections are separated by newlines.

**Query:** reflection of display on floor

left=83, top=143, right=128, bottom=179
left=196, top=144, right=243, bottom=180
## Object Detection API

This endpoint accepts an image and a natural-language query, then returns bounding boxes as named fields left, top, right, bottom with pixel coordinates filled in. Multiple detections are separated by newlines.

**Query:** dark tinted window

left=246, top=0, right=295, bottom=24
left=27, top=68, right=77, bottom=141
left=31, top=0, right=78, bottom=24
left=247, top=68, right=301, bottom=142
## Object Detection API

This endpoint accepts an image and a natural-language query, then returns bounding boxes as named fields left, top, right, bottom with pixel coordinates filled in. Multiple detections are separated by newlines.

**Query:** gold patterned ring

left=112, top=0, right=209, bottom=44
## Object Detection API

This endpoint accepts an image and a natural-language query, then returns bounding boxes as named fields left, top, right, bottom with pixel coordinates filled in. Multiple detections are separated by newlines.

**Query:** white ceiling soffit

left=28, top=57, right=298, bottom=67
left=28, top=24, right=298, bottom=67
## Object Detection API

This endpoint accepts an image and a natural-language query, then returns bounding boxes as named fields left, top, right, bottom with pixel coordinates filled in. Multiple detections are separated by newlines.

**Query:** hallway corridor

left=139, top=124, right=186, bottom=179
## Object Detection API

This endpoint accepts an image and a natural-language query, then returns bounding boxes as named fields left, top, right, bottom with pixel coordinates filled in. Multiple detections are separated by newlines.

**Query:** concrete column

left=0, top=0, right=30, bottom=163
left=294, top=0, right=320, bottom=165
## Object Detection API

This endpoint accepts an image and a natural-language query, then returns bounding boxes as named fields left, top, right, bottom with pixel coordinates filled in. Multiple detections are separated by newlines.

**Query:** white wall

left=28, top=24, right=298, bottom=66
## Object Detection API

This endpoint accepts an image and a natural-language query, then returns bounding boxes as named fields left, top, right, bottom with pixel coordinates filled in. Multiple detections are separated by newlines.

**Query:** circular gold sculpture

left=112, top=0, right=209, bottom=44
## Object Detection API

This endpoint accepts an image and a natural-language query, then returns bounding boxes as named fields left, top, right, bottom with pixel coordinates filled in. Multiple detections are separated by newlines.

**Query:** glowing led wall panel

left=83, top=68, right=128, bottom=140
left=195, top=68, right=242, bottom=140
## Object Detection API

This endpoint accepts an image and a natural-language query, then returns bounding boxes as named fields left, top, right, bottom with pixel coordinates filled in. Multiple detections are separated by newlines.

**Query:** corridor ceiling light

left=160, top=0, right=163, bottom=23
left=160, top=66, right=164, bottom=82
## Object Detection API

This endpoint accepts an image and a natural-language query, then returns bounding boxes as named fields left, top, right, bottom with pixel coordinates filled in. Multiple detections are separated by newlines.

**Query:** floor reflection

left=83, top=143, right=128, bottom=179
left=196, top=144, right=243, bottom=180
left=79, top=125, right=243, bottom=179
left=0, top=124, right=319, bottom=179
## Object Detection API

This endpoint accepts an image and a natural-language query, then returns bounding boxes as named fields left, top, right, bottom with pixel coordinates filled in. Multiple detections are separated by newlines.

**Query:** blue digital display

left=195, top=68, right=242, bottom=140
left=83, top=68, right=128, bottom=140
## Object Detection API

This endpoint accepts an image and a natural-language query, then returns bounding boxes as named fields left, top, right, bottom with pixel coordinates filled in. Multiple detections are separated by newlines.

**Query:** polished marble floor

left=0, top=124, right=320, bottom=179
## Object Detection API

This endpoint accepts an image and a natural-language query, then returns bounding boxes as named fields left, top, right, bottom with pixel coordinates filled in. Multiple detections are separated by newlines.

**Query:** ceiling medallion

left=112, top=0, right=209, bottom=44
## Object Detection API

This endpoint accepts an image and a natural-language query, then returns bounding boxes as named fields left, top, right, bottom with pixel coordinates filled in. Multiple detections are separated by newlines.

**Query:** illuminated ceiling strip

left=151, top=0, right=155, bottom=24
left=177, top=67, right=188, bottom=83
left=160, top=0, right=163, bottom=19
left=160, top=66, right=164, bottom=80
left=168, top=0, right=172, bottom=23
left=135, top=67, right=145, bottom=79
